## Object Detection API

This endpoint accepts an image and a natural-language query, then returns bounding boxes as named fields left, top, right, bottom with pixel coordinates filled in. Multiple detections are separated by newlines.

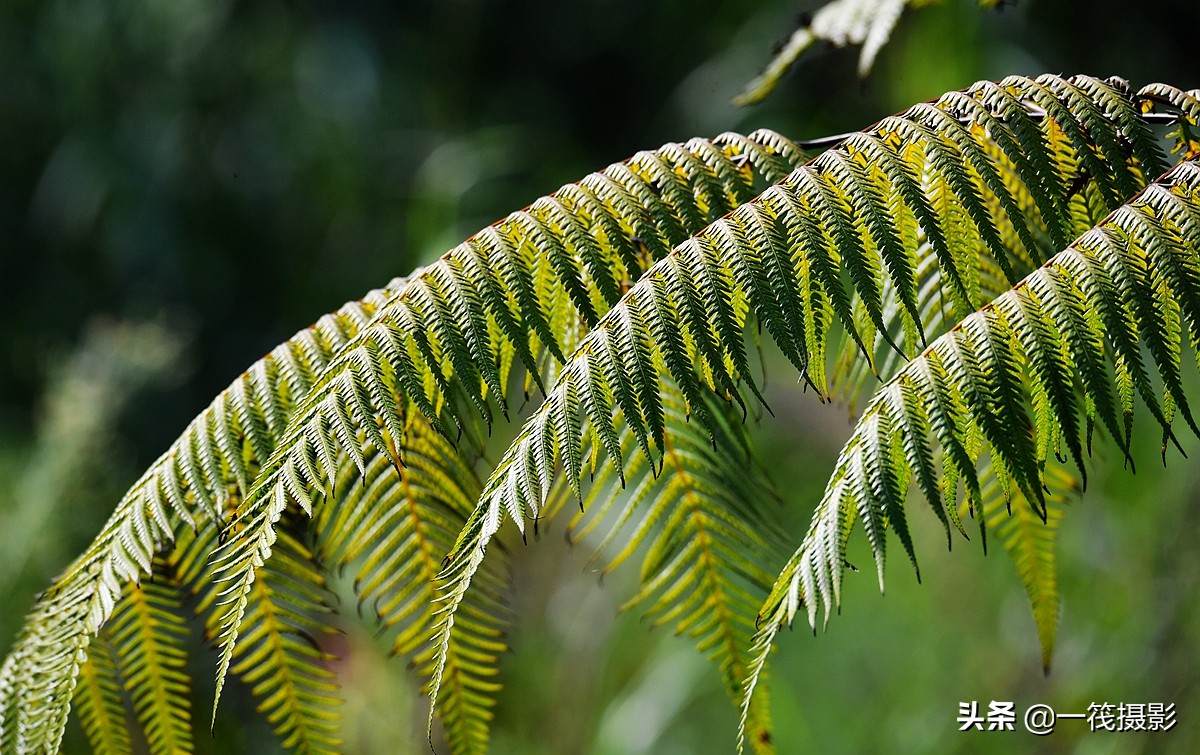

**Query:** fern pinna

left=2, top=74, right=1199, bottom=754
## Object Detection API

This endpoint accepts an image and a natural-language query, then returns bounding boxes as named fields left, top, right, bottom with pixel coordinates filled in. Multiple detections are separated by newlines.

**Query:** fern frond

left=314, top=414, right=505, bottom=755
left=106, top=564, right=193, bottom=755
left=72, top=635, right=131, bottom=755
left=0, top=586, right=91, bottom=753
left=427, top=76, right=1178, bottom=737
left=777, top=146, right=1200, bottom=623
left=1, top=129, right=805, bottom=752
left=0, top=279, right=405, bottom=753
left=747, top=149, right=1200, bottom=747
left=827, top=87, right=1145, bottom=405
left=983, top=460, right=1073, bottom=673
left=172, top=513, right=342, bottom=755
left=819, top=142, right=1086, bottom=660
left=204, top=130, right=807, bottom=733
left=567, top=385, right=787, bottom=752
left=825, top=230, right=1076, bottom=659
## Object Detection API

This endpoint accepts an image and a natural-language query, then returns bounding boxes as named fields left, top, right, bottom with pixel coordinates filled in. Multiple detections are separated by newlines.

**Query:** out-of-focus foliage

left=4, top=0, right=1200, bottom=753
left=734, top=0, right=916, bottom=105
left=732, top=0, right=1020, bottom=107
left=0, top=319, right=182, bottom=641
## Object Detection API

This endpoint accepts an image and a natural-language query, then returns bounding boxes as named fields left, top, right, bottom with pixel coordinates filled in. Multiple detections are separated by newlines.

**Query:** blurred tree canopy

left=3, top=0, right=1200, bottom=752
left=4, top=0, right=1200, bottom=431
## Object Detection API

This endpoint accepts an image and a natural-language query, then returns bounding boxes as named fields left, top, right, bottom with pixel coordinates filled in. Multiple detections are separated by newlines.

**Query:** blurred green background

left=3, top=0, right=1200, bottom=752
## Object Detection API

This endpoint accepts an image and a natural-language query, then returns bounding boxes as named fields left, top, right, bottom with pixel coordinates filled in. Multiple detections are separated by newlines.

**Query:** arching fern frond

left=824, top=229, right=1080, bottom=671
left=203, top=130, right=808, bottom=738
left=173, top=514, right=342, bottom=754
left=422, top=76, right=1179, bottom=738
left=72, top=636, right=130, bottom=755
left=822, top=229, right=1080, bottom=659
left=313, top=414, right=505, bottom=755
left=0, top=281, right=402, bottom=754
left=820, top=82, right=1170, bottom=661
left=565, top=385, right=788, bottom=752
left=1, top=131, right=807, bottom=753
left=105, top=564, right=194, bottom=755
left=744, top=152, right=1200, bottom=750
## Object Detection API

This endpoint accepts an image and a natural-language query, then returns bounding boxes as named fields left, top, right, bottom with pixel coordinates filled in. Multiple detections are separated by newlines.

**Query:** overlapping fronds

left=173, top=514, right=342, bottom=754
left=0, top=280, right=403, bottom=754
left=204, top=130, right=808, bottom=743
left=72, top=636, right=130, bottom=755
left=826, top=235, right=1078, bottom=665
left=760, top=151, right=1200, bottom=630
left=565, top=385, right=787, bottom=751
left=106, top=565, right=193, bottom=755
left=744, top=152, right=1200, bottom=749
left=0, top=580, right=92, bottom=752
left=829, top=238, right=1014, bottom=408
left=314, top=415, right=504, bottom=755
left=421, top=76, right=1179, bottom=738
left=823, top=87, right=1135, bottom=403
left=8, top=65, right=1199, bottom=755
left=734, top=0, right=1009, bottom=106
left=1, top=130, right=807, bottom=754
left=985, top=460, right=1073, bottom=673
